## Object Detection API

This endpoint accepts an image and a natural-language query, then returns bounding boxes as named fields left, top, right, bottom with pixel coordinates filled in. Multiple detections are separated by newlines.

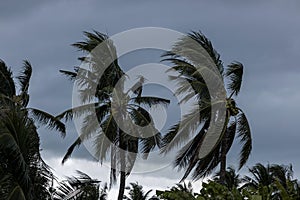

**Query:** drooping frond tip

left=17, top=60, right=32, bottom=94
left=226, top=62, right=243, bottom=97
left=237, top=110, right=252, bottom=169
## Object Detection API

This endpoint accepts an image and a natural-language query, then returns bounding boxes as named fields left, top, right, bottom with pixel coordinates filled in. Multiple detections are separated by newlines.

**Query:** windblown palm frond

left=17, top=60, right=32, bottom=94
left=236, top=110, right=252, bottom=169
left=29, top=108, right=66, bottom=137
left=226, top=62, right=243, bottom=97
left=54, top=170, right=103, bottom=200
left=0, top=60, right=16, bottom=99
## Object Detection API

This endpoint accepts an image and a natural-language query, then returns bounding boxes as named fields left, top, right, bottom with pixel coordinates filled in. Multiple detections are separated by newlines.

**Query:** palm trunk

left=220, top=135, right=227, bottom=184
left=220, top=150, right=227, bottom=184
left=118, top=170, right=126, bottom=200
left=118, top=131, right=126, bottom=200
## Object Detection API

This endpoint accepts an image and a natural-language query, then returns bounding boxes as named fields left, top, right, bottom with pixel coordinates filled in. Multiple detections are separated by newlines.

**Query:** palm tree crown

left=161, top=31, right=252, bottom=181
left=57, top=31, right=170, bottom=200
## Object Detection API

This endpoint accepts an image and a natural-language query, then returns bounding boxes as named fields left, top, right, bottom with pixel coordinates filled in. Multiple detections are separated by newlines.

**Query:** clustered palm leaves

left=161, top=31, right=252, bottom=182
left=213, top=166, right=241, bottom=190
left=0, top=60, right=65, bottom=199
left=156, top=182, right=199, bottom=200
left=124, top=182, right=154, bottom=200
left=241, top=163, right=300, bottom=199
left=57, top=31, right=170, bottom=200
left=53, top=170, right=107, bottom=200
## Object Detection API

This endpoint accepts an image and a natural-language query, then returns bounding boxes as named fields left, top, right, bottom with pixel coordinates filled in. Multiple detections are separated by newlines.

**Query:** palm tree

left=54, top=170, right=107, bottom=200
left=57, top=31, right=170, bottom=200
left=242, top=163, right=298, bottom=199
left=156, top=182, right=198, bottom=200
left=161, top=31, right=251, bottom=182
left=213, top=166, right=241, bottom=191
left=124, top=182, right=153, bottom=200
left=0, top=60, right=65, bottom=199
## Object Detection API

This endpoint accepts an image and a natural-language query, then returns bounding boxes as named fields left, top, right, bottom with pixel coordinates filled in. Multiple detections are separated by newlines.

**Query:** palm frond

left=59, top=69, right=78, bottom=81
left=226, top=62, right=243, bottom=97
left=161, top=110, right=202, bottom=154
left=17, top=60, right=32, bottom=94
left=236, top=110, right=252, bottom=169
left=94, top=133, right=112, bottom=163
left=187, top=31, right=224, bottom=74
left=140, top=132, right=162, bottom=159
left=62, top=137, right=82, bottom=164
left=225, top=121, right=237, bottom=154
left=129, top=106, right=153, bottom=128
left=56, top=102, right=106, bottom=122
left=72, top=31, right=108, bottom=53
left=131, top=96, right=170, bottom=107
left=0, top=132, right=31, bottom=193
left=29, top=108, right=66, bottom=137
left=174, top=121, right=208, bottom=171
left=0, top=60, right=16, bottom=98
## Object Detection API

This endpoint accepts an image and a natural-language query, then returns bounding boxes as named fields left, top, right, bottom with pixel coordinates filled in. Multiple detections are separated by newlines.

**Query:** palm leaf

left=62, top=138, right=82, bottom=164
left=0, top=60, right=16, bottom=98
left=59, top=69, right=78, bottom=81
left=140, top=132, right=162, bottom=159
left=161, top=110, right=202, bottom=154
left=29, top=108, right=66, bottom=137
left=17, top=60, right=32, bottom=94
left=187, top=31, right=224, bottom=74
left=236, top=110, right=252, bottom=169
left=56, top=102, right=107, bottom=122
left=0, top=132, right=31, bottom=193
left=226, top=62, right=243, bottom=97
left=131, top=96, right=170, bottom=107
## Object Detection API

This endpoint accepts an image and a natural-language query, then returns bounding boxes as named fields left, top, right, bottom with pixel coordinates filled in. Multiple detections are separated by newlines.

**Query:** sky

left=1, top=0, right=300, bottom=198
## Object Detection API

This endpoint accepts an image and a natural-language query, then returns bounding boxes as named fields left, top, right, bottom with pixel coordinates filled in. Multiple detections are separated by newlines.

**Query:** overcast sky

left=1, top=0, right=300, bottom=198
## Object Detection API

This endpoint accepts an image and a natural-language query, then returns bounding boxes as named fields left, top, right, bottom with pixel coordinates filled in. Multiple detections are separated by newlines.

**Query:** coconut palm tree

left=161, top=31, right=251, bottom=182
left=0, top=60, right=65, bottom=199
left=57, top=31, right=170, bottom=200
left=124, top=182, right=153, bottom=200
left=242, top=163, right=298, bottom=199
left=213, top=166, right=241, bottom=191
left=156, top=182, right=197, bottom=200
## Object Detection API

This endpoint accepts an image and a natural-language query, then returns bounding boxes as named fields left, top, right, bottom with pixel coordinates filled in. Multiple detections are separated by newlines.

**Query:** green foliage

left=124, top=182, right=153, bottom=200
left=199, top=181, right=243, bottom=200
left=155, top=164, right=300, bottom=200
left=0, top=60, right=65, bottom=199
left=53, top=170, right=107, bottom=200
left=156, top=182, right=200, bottom=200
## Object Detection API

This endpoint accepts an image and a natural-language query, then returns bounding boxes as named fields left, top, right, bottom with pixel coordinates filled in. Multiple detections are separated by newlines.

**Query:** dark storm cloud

left=1, top=0, right=300, bottom=178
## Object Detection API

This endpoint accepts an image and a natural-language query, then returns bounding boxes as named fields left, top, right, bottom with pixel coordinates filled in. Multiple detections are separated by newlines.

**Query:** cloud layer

left=1, top=1, right=300, bottom=197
